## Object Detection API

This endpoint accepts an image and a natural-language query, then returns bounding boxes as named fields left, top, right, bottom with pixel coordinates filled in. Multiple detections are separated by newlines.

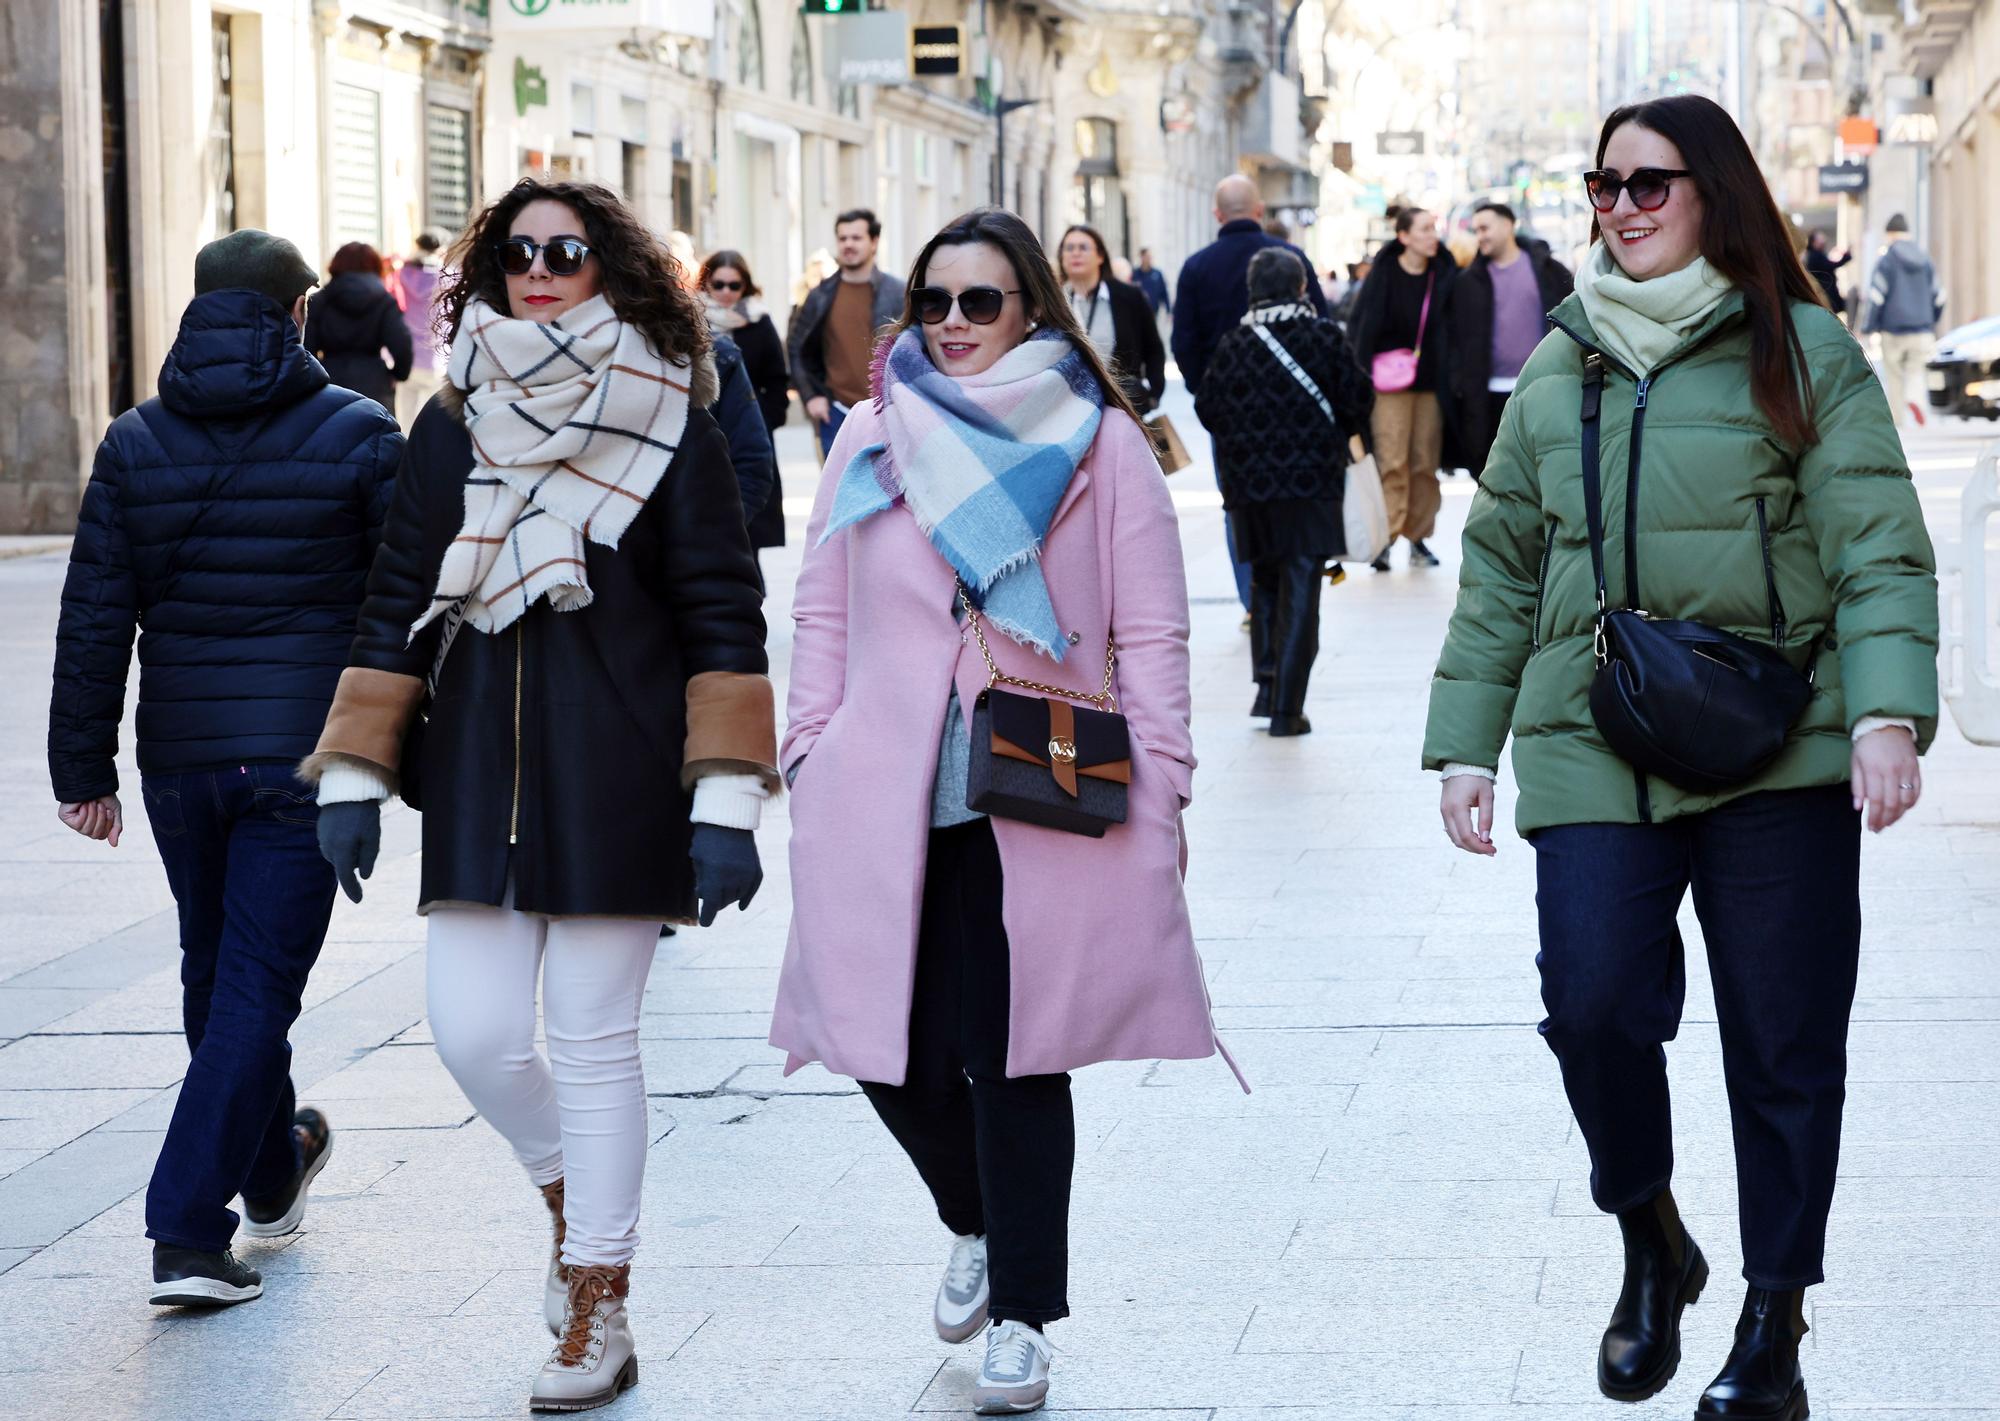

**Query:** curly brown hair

left=437, top=179, right=708, bottom=368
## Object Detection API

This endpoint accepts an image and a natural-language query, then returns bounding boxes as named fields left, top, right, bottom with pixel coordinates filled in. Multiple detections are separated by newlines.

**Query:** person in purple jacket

left=394, top=230, right=448, bottom=428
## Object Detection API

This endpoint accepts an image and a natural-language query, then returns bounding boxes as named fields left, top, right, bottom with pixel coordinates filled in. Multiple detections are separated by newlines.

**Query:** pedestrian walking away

left=47, top=228, right=403, bottom=1310
left=1803, top=229, right=1850, bottom=321
left=772, top=206, right=1240, bottom=1418
left=1447, top=202, right=1574, bottom=478
left=304, top=241, right=414, bottom=412
left=1194, top=248, right=1373, bottom=737
left=1863, top=213, right=1944, bottom=429
left=1133, top=246, right=1171, bottom=320
left=1349, top=206, right=1458, bottom=571
left=1058, top=224, right=1166, bottom=412
left=707, top=332, right=778, bottom=553
left=299, top=179, right=778, bottom=1414
left=786, top=208, right=905, bottom=458
left=1172, top=174, right=1330, bottom=612
left=1425, top=95, right=1938, bottom=1421
left=395, top=230, right=449, bottom=428
left=702, top=248, right=793, bottom=558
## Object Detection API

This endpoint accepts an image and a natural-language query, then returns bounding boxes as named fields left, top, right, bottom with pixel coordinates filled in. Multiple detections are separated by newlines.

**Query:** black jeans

left=141, top=766, right=338, bottom=1251
left=1531, top=785, right=1862, bottom=1288
left=1249, top=556, right=1324, bottom=717
left=860, top=819, right=1075, bottom=1325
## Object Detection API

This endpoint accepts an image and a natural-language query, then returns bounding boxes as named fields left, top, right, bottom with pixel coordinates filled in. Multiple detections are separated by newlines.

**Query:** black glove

left=317, top=800, right=381, bottom=904
left=690, top=823, right=762, bottom=927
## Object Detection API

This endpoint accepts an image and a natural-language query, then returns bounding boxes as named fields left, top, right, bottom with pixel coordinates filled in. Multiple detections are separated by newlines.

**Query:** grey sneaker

left=973, top=1320, right=1051, bottom=1414
left=934, top=1232, right=989, bottom=1343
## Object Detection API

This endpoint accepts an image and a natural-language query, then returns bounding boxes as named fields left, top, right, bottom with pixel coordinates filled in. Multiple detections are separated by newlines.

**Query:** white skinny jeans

left=426, top=898, right=660, bottom=1268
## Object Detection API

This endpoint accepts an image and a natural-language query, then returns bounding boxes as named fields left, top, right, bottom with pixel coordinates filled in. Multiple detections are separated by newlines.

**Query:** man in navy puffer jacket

left=47, top=230, right=403, bottom=1309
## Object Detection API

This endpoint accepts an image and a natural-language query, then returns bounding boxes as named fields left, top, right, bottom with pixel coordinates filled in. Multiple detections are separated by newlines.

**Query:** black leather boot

left=1598, top=1189, right=1709, bottom=1401
left=1696, top=1287, right=1809, bottom=1420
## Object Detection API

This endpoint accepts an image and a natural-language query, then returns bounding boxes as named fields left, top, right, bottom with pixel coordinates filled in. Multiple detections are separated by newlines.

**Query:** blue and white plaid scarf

left=819, top=326, right=1103, bottom=660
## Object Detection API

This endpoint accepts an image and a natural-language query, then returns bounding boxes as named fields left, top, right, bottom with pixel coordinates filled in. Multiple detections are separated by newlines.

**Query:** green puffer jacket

left=1423, top=291, right=1938, bottom=832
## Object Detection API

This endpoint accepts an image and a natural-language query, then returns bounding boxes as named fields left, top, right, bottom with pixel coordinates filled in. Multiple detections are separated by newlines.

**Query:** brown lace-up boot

left=539, top=1178, right=567, bottom=1336
left=528, top=1263, right=636, bottom=1412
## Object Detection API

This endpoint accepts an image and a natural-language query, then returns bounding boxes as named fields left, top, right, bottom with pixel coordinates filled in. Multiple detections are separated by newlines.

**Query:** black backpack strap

left=1579, top=355, right=1610, bottom=662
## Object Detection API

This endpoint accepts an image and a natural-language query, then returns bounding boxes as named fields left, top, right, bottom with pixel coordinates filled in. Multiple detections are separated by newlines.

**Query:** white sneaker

left=934, top=1233, right=990, bottom=1343
left=973, top=1320, right=1051, bottom=1414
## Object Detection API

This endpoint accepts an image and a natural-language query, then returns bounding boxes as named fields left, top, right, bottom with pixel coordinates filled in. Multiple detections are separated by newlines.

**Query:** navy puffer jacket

left=48, top=289, right=404, bottom=803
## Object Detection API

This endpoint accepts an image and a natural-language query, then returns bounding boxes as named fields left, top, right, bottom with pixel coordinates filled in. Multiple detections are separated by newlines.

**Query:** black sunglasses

left=1584, top=168, right=1694, bottom=213
left=495, top=236, right=593, bottom=277
left=912, top=285, right=1021, bottom=326
left=707, top=278, right=744, bottom=292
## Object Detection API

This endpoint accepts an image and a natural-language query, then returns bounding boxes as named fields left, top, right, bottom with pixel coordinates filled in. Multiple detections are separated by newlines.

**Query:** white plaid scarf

left=416, top=294, right=696, bottom=637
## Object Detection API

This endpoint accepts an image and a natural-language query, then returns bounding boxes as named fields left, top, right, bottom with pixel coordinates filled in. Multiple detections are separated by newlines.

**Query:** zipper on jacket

left=1628, top=377, right=1655, bottom=824
left=509, top=621, right=524, bottom=846
left=1531, top=521, right=1556, bottom=652
left=1755, top=496, right=1788, bottom=644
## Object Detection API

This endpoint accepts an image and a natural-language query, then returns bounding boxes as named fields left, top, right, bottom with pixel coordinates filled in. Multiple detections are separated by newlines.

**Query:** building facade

left=12, top=0, right=1302, bottom=533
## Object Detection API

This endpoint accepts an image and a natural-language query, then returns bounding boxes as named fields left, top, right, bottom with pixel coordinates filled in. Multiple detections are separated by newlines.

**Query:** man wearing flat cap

left=47, top=230, right=404, bottom=1309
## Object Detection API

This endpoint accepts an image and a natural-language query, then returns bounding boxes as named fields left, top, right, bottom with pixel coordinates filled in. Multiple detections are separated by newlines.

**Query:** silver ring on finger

left=1898, top=781, right=1916, bottom=791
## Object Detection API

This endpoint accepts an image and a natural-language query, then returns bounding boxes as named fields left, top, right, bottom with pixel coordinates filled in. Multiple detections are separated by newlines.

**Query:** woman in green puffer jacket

left=1424, top=96, right=1937, bottom=1421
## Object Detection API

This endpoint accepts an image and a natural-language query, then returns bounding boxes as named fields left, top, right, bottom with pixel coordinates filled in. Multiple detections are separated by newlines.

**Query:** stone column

left=0, top=0, right=109, bottom=532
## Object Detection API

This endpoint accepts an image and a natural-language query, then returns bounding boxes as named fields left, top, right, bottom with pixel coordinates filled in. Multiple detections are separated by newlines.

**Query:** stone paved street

left=2, top=380, right=1998, bottom=1420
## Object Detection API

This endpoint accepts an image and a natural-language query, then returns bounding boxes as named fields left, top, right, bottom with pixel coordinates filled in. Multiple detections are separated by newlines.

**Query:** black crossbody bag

left=1579, top=354, right=1817, bottom=795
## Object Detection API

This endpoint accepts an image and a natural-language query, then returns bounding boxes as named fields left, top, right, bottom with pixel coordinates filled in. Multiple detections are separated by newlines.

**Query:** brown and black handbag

left=958, top=585, right=1130, bottom=838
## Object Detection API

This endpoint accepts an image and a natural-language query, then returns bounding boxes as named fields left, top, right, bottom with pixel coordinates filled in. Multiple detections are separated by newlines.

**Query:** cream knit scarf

left=417, top=295, right=696, bottom=637
left=1575, top=241, right=1735, bottom=376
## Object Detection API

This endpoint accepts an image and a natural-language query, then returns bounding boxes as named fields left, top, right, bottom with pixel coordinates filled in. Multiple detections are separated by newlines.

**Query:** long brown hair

left=437, top=179, right=708, bottom=367
left=1595, top=96, right=1827, bottom=447
left=887, top=207, right=1144, bottom=430
left=1057, top=224, right=1113, bottom=287
left=697, top=248, right=761, bottom=299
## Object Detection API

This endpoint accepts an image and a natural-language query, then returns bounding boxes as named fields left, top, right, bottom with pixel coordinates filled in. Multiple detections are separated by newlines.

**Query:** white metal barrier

left=1938, top=440, right=2000, bottom=745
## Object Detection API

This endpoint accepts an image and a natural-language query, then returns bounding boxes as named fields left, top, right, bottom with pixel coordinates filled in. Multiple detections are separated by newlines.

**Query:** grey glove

left=690, top=823, right=763, bottom=927
left=317, top=800, right=381, bottom=904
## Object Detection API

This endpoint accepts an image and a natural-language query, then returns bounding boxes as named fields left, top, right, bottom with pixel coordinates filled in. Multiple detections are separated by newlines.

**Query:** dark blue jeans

left=141, top=765, right=338, bottom=1252
left=1210, top=437, right=1252, bottom=610
left=1531, top=785, right=1861, bottom=1289
left=816, top=405, right=849, bottom=461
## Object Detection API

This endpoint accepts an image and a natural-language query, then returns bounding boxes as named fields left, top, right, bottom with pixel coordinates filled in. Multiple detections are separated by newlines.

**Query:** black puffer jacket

left=305, top=272, right=413, bottom=408
left=48, top=289, right=403, bottom=802
left=345, top=391, right=768, bottom=919
left=1194, top=305, right=1374, bottom=562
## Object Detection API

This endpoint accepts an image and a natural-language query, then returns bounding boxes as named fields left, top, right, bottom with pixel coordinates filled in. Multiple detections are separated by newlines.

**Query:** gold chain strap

left=957, top=584, right=1118, bottom=712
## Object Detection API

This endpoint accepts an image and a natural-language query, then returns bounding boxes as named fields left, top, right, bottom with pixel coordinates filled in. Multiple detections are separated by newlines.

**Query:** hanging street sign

left=1376, top=130, right=1425, bottom=157
left=1818, top=162, right=1868, bottom=195
left=911, top=24, right=964, bottom=77
left=819, top=9, right=909, bottom=85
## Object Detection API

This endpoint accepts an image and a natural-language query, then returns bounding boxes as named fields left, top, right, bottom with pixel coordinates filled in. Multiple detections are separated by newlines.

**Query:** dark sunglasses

left=911, top=285, right=1021, bottom=326
left=1584, top=168, right=1693, bottom=213
left=494, top=236, right=592, bottom=277
left=707, top=278, right=743, bottom=292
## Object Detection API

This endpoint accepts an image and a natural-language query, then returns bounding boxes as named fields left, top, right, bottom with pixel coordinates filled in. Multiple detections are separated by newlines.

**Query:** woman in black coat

left=302, top=180, right=776, bottom=1411
left=700, top=249, right=791, bottom=550
left=1196, top=248, right=1373, bottom=736
left=303, top=243, right=413, bottom=409
left=1347, top=210, right=1458, bottom=569
left=1057, top=224, right=1167, bottom=412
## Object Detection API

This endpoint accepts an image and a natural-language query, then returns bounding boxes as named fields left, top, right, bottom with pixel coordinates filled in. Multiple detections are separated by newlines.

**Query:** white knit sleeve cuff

left=690, top=773, right=770, bottom=830
left=1852, top=716, right=1918, bottom=742
left=316, top=762, right=394, bottom=806
left=1440, top=762, right=1498, bottom=782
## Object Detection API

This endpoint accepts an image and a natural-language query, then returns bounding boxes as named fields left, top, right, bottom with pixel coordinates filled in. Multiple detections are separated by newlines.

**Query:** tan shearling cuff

left=683, top=671, right=780, bottom=794
left=302, top=667, right=426, bottom=786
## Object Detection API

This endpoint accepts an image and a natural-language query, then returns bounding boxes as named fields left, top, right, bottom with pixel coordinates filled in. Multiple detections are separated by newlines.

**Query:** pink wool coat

left=770, top=400, right=1240, bottom=1088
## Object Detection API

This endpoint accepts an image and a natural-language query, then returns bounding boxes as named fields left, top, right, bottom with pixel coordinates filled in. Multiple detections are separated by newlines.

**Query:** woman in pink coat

left=771, top=208, right=1234, bottom=1417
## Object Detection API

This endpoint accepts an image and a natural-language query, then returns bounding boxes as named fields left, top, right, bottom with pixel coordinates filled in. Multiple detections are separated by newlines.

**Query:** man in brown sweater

left=786, top=208, right=907, bottom=454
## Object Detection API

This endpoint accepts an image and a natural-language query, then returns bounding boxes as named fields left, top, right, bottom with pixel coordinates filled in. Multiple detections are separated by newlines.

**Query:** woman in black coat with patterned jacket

left=1195, top=247, right=1373, bottom=736
left=300, top=180, right=777, bottom=1412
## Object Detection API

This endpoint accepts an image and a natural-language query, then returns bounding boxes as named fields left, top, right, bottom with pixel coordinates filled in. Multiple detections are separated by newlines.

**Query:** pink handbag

left=1370, top=267, right=1435, bottom=393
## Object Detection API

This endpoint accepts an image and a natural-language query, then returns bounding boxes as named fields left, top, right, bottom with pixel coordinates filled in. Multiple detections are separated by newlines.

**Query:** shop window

left=208, top=16, right=237, bottom=233
left=330, top=82, right=383, bottom=247
left=790, top=10, right=814, bottom=105
left=737, top=0, right=766, bottom=90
